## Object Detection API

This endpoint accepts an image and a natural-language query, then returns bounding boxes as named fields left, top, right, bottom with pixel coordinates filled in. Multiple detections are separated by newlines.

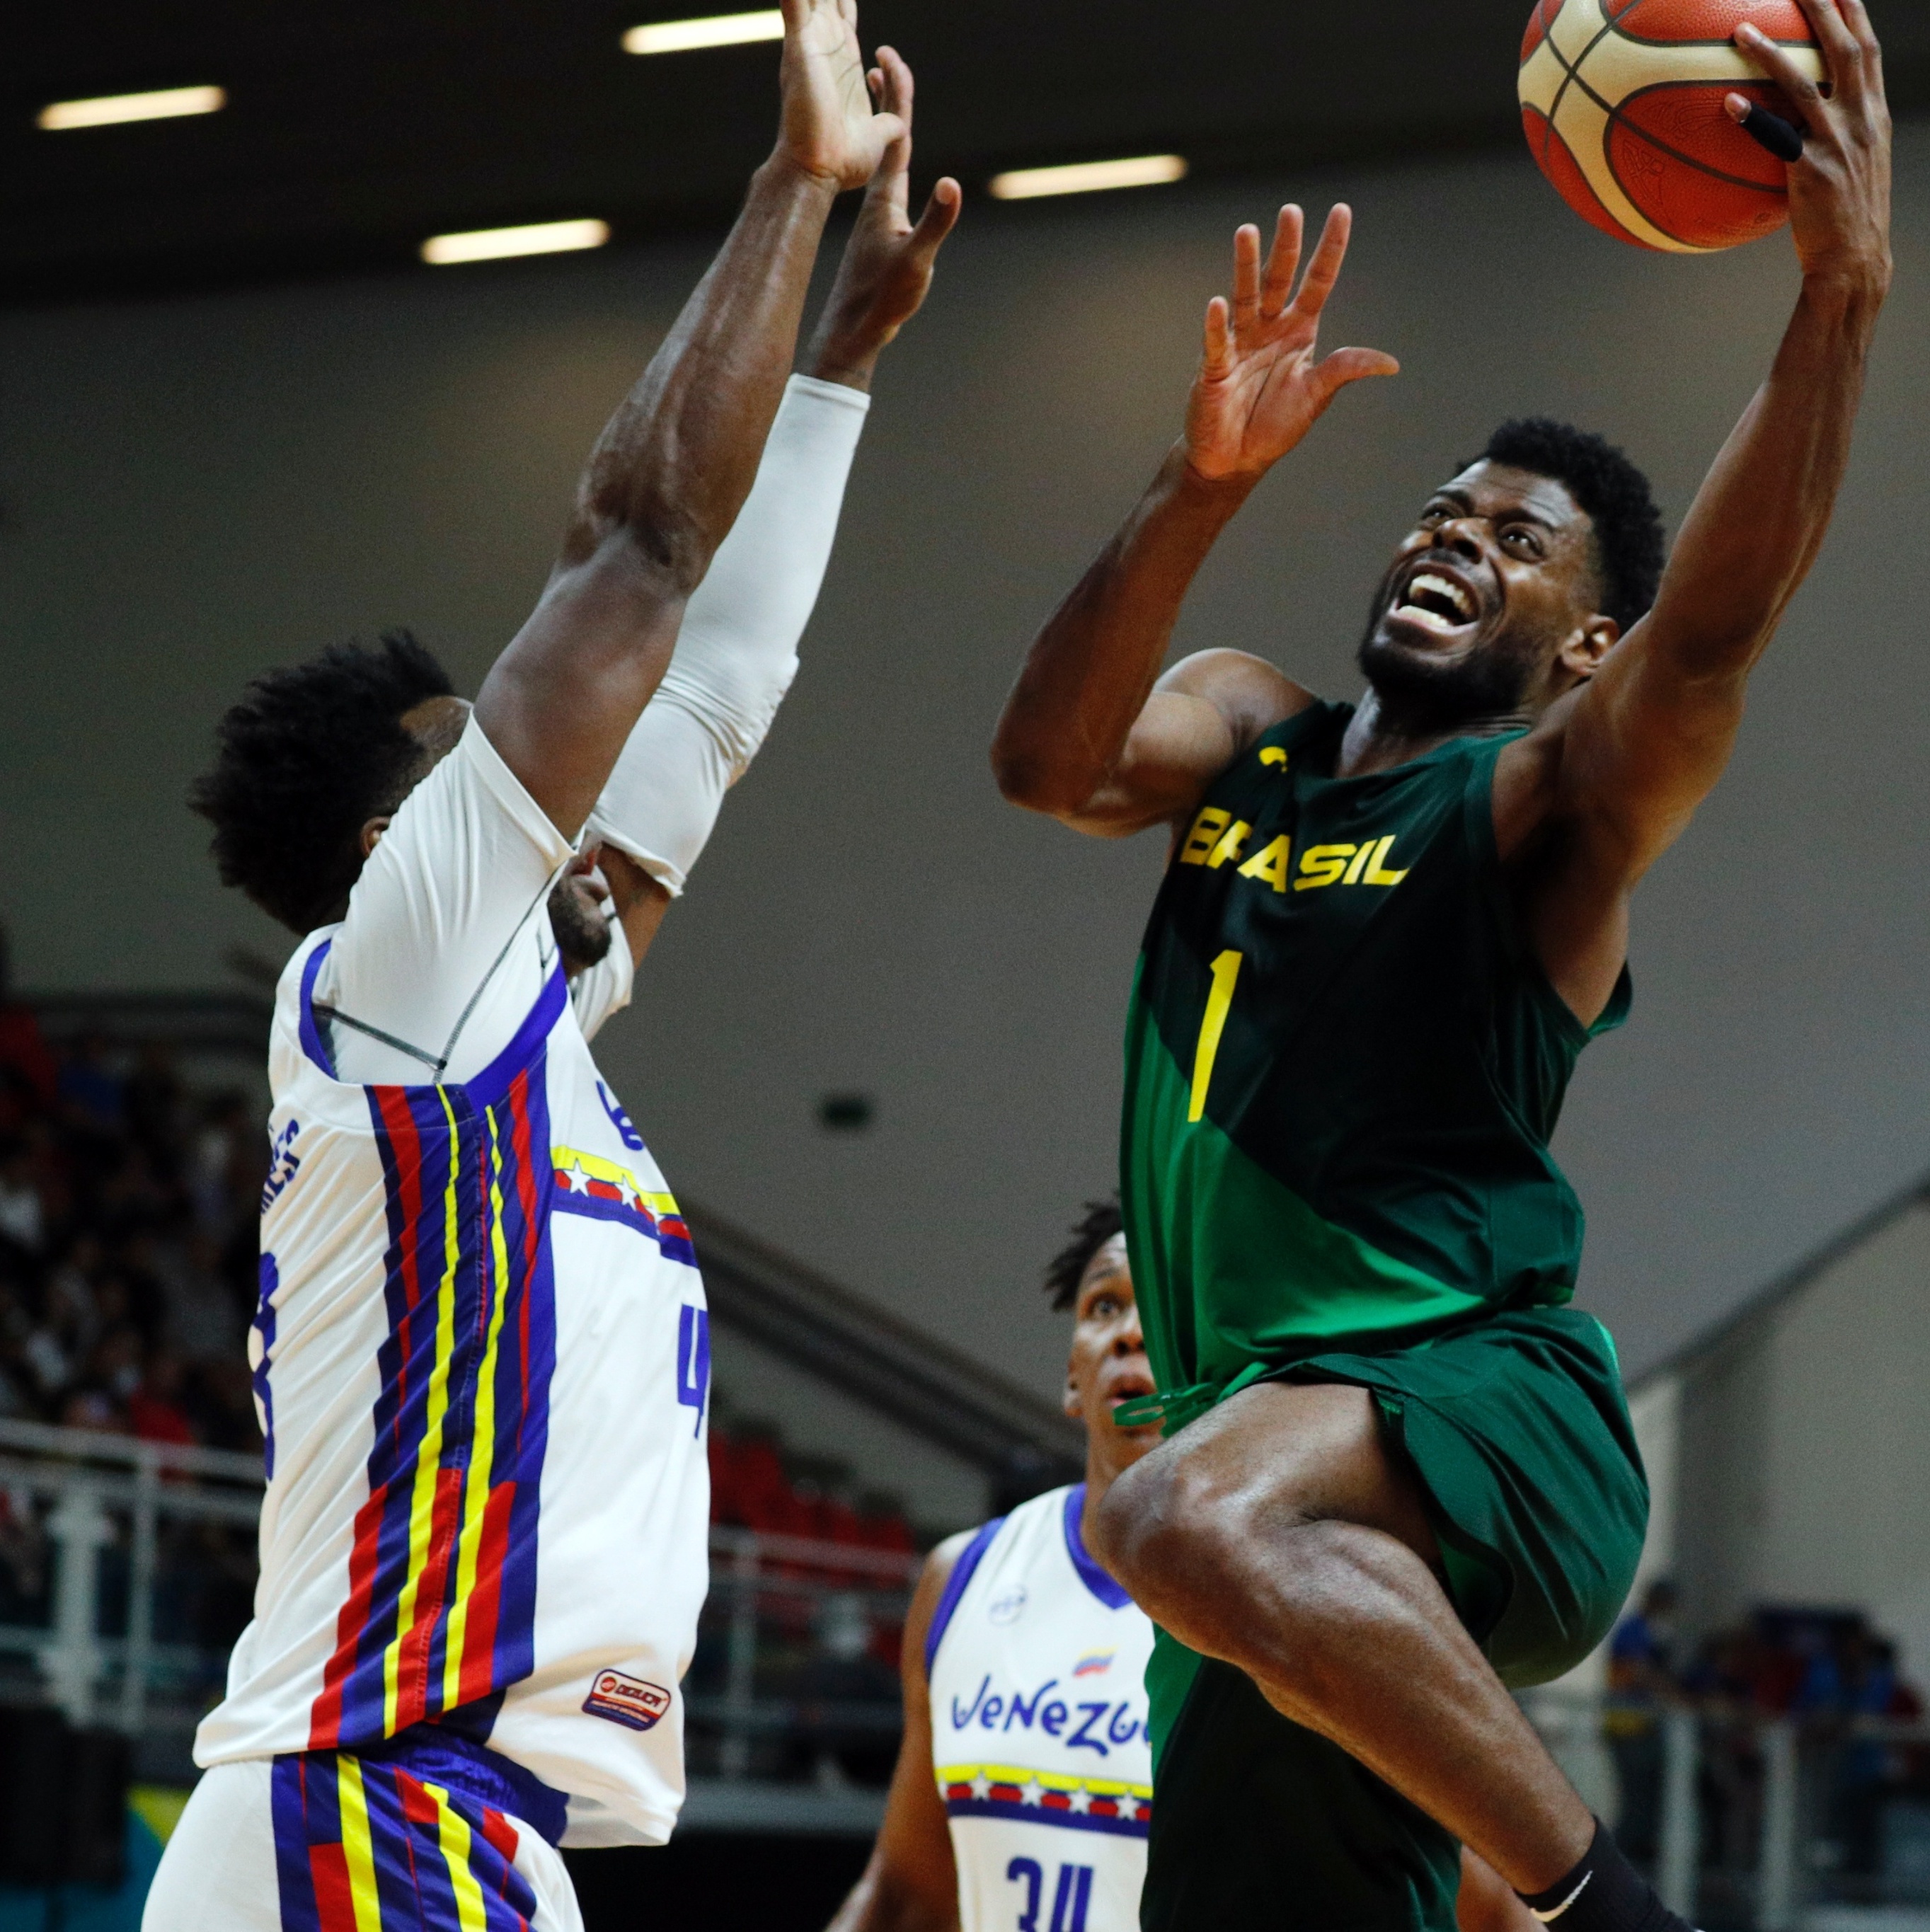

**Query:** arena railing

left=1522, top=1685, right=1930, bottom=1931
left=0, top=1418, right=918, bottom=1827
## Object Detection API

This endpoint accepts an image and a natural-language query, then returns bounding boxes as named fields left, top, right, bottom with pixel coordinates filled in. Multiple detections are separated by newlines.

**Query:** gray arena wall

left=2, top=125, right=1928, bottom=1410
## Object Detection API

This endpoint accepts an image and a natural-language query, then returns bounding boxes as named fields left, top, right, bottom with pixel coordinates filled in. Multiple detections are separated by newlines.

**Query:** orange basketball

left=1518, top=0, right=1826, bottom=252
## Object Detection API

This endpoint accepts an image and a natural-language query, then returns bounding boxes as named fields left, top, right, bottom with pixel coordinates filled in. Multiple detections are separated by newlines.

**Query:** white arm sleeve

left=583, top=373, right=869, bottom=895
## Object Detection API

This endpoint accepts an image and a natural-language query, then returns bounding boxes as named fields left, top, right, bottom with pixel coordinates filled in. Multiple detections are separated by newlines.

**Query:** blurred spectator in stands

left=1606, top=1578, right=1679, bottom=1866
left=128, top=1352, right=198, bottom=1449
left=0, top=1485, right=47, bottom=1625
left=0, top=1141, right=44, bottom=1255
left=125, top=1042, right=185, bottom=1183
left=0, top=929, right=57, bottom=1127
left=59, top=1386, right=125, bottom=1434
left=57, top=1030, right=125, bottom=1138
left=778, top=1591, right=902, bottom=1788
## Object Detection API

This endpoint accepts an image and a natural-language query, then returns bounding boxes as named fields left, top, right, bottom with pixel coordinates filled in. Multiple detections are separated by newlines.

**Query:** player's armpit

left=598, top=847, right=673, bottom=971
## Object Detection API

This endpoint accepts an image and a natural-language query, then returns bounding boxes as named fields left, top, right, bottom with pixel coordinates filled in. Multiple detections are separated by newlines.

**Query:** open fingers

left=1289, top=205, right=1355, bottom=321
left=909, top=178, right=963, bottom=261
left=1314, top=345, right=1401, bottom=401
left=1202, top=295, right=1234, bottom=378
left=1260, top=206, right=1304, bottom=320
left=874, top=44, right=914, bottom=132
left=863, top=47, right=914, bottom=208
left=1229, top=224, right=1263, bottom=333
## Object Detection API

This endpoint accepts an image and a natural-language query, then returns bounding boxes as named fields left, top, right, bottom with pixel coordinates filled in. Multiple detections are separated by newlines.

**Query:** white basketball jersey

left=926, top=1485, right=1154, bottom=1932
left=194, top=921, right=713, bottom=1849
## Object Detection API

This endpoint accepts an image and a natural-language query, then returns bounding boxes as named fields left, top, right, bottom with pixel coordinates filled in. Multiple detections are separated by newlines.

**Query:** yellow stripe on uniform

left=442, top=1110, right=515, bottom=1708
left=424, top=1781, right=493, bottom=1932
left=335, top=1756, right=385, bottom=1932
left=385, top=1086, right=465, bottom=1732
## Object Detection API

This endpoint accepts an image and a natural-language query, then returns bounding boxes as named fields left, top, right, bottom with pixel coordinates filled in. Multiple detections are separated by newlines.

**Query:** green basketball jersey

left=1120, top=699, right=1630, bottom=1422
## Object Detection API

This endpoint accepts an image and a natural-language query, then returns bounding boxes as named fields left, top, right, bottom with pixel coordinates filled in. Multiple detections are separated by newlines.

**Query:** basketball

left=1518, top=0, right=1827, bottom=253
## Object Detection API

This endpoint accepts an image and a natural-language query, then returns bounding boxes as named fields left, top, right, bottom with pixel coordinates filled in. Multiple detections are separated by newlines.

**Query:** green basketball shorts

left=1141, top=1306, right=1648, bottom=1932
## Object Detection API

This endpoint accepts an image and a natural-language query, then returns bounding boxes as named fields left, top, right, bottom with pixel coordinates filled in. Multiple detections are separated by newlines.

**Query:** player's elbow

left=989, top=733, right=1094, bottom=820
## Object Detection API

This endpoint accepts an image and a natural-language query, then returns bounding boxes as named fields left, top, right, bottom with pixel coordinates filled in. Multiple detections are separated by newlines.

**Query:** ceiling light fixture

left=623, top=10, right=783, bottom=54
left=988, top=154, right=1189, bottom=202
left=38, top=85, right=226, bottom=132
left=421, top=219, right=611, bottom=266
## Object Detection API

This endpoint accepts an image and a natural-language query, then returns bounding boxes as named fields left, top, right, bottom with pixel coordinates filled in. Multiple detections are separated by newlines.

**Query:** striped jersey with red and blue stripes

left=197, top=929, right=713, bottom=1851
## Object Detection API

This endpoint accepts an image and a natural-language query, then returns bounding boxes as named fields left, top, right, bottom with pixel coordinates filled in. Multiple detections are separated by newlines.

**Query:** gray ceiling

left=12, top=1, right=1926, bottom=302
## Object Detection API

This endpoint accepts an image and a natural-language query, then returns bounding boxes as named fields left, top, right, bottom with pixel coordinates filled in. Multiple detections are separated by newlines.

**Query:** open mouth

left=1389, top=568, right=1481, bottom=636
left=1105, top=1372, right=1155, bottom=1416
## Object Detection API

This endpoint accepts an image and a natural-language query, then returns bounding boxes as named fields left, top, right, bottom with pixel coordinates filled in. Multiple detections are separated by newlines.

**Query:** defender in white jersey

left=826, top=1204, right=1544, bottom=1932
left=829, top=1202, right=1161, bottom=1932
left=146, top=14, right=960, bottom=1926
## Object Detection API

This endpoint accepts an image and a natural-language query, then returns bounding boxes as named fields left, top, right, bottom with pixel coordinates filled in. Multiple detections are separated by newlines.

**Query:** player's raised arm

left=473, top=0, right=904, bottom=843
left=1533, top=0, right=1889, bottom=876
left=991, top=206, right=1396, bottom=836
left=582, top=47, right=961, bottom=970
left=824, top=1540, right=967, bottom=1932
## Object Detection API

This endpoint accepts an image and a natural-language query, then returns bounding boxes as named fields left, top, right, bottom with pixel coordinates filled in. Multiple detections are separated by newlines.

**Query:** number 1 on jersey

left=1188, top=949, right=1243, bottom=1123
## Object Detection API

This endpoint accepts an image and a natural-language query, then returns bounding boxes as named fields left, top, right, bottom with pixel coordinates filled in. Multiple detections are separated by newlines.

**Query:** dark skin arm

left=471, top=0, right=904, bottom=844
left=989, top=204, right=1394, bottom=834
left=994, top=0, right=1890, bottom=1022
left=825, top=1539, right=967, bottom=1932
left=1493, top=0, right=1892, bottom=1020
left=597, top=47, right=961, bottom=970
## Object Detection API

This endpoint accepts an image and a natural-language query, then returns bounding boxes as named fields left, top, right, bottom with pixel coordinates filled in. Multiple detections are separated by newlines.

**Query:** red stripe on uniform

left=391, top=1464, right=466, bottom=1729
left=309, top=1842, right=360, bottom=1932
left=455, top=1480, right=515, bottom=1707
left=396, top=1768, right=442, bottom=1828
left=479, top=1807, right=520, bottom=1864
left=309, top=1086, right=427, bottom=1749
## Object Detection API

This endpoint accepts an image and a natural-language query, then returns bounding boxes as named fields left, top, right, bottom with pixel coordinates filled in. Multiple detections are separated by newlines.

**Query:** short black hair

left=190, top=631, right=454, bottom=935
left=1476, top=418, right=1665, bottom=633
left=1044, top=1196, right=1123, bottom=1312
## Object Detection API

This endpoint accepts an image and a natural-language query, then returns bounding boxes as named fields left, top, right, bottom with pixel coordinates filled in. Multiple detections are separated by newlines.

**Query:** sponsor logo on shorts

left=584, top=1670, right=672, bottom=1732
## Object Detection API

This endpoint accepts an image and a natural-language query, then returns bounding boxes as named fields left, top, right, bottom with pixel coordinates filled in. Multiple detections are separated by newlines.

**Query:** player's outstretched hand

left=1727, top=0, right=1890, bottom=287
left=777, top=0, right=906, bottom=190
left=1182, top=205, right=1399, bottom=485
left=807, top=47, right=963, bottom=386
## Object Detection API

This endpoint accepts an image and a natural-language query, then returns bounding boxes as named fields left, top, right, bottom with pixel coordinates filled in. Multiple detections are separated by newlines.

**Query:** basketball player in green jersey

left=991, top=4, right=1890, bottom=1931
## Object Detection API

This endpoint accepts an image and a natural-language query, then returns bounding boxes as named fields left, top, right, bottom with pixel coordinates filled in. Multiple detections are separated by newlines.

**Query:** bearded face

left=1355, top=462, right=1610, bottom=730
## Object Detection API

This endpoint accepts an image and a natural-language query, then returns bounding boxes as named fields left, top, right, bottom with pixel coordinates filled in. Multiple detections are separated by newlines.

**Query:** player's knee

left=1092, top=1437, right=1259, bottom=1618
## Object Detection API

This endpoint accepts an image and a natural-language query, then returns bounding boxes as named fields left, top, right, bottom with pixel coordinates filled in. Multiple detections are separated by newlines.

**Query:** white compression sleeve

left=584, top=373, right=870, bottom=895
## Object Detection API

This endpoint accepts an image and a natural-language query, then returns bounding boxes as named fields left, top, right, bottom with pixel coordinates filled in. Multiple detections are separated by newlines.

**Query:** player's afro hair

left=1044, top=1196, right=1124, bottom=1312
left=190, top=631, right=455, bottom=936
left=1477, top=418, right=1666, bottom=634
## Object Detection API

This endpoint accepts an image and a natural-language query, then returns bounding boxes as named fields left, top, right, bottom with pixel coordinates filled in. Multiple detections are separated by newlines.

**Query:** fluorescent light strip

left=989, top=154, right=1189, bottom=202
left=422, top=219, right=611, bottom=266
left=624, top=10, right=783, bottom=54
left=38, top=85, right=226, bottom=132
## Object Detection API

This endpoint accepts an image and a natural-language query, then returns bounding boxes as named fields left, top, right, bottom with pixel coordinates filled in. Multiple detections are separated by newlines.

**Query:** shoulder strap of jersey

left=924, top=1514, right=1006, bottom=1677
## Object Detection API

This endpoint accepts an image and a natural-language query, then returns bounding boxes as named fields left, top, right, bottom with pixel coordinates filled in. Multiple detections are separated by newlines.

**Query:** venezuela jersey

left=195, top=924, right=713, bottom=1851
left=925, top=1485, right=1155, bottom=1932
left=1120, top=699, right=1630, bottom=1421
